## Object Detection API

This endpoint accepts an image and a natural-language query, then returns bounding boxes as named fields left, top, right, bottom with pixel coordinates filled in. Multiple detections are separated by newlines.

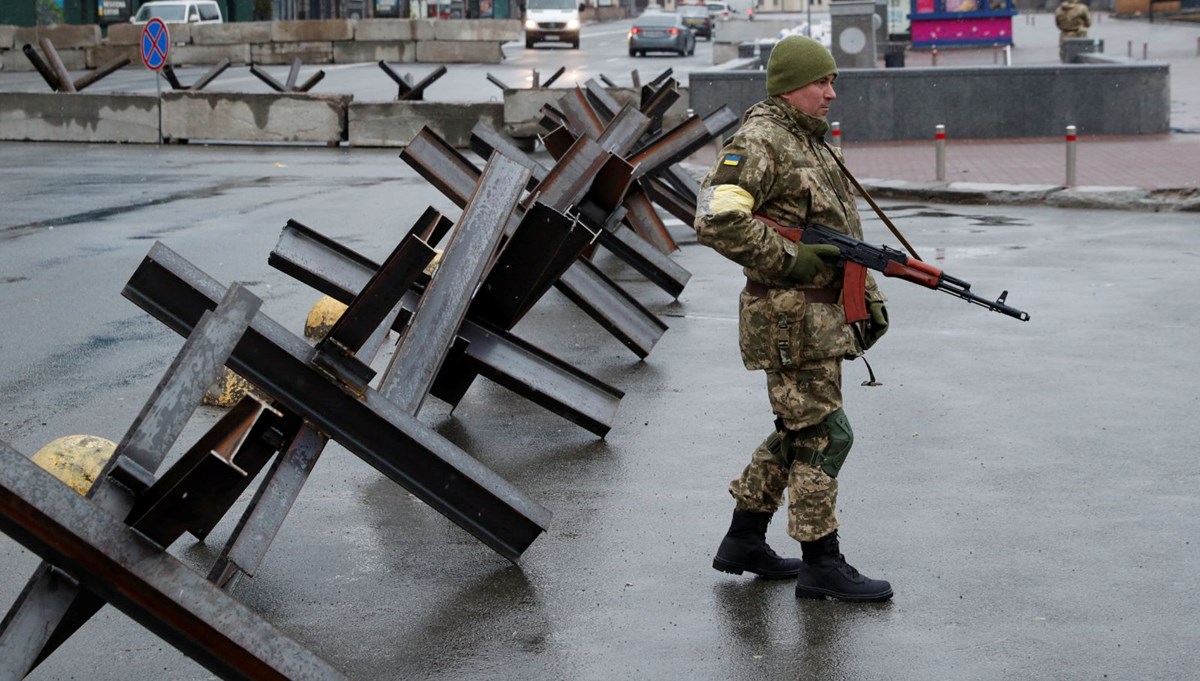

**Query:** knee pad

left=819, top=408, right=854, bottom=478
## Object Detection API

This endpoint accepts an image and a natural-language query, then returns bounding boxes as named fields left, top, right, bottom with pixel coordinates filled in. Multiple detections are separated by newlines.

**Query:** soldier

left=695, top=35, right=893, bottom=602
left=1055, top=0, right=1092, bottom=42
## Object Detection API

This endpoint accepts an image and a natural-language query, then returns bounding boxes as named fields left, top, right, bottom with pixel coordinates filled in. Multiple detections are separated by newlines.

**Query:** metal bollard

left=1005, top=45, right=1012, bottom=65
left=1143, top=42, right=1148, bottom=60
left=1127, top=40, right=1132, bottom=58
left=931, top=46, right=939, bottom=67
left=831, top=121, right=842, bottom=148
left=1065, top=125, right=1077, bottom=188
left=935, top=124, right=946, bottom=182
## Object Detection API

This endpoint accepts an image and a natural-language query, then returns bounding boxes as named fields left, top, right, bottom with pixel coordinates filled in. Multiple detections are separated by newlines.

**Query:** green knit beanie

left=766, top=36, right=838, bottom=96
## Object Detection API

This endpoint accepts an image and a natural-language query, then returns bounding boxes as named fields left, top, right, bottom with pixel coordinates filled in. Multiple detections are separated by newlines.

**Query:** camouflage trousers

left=728, top=357, right=845, bottom=542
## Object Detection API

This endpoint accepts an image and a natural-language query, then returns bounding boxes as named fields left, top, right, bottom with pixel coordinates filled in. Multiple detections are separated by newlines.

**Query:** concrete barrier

left=14, top=24, right=100, bottom=49
left=251, top=41, right=335, bottom=65
left=272, top=19, right=355, bottom=42
left=689, top=62, right=1170, bottom=140
left=161, top=91, right=350, bottom=144
left=190, top=22, right=271, bottom=46
left=348, top=101, right=504, bottom=147
left=0, top=92, right=159, bottom=143
left=1, top=19, right=511, bottom=71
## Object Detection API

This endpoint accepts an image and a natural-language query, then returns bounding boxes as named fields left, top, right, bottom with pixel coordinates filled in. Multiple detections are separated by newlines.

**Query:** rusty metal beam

left=268, top=219, right=623, bottom=437
left=379, top=155, right=531, bottom=415
left=403, top=128, right=667, bottom=356
left=0, top=284, right=264, bottom=676
left=0, top=442, right=348, bottom=681
left=123, top=242, right=552, bottom=562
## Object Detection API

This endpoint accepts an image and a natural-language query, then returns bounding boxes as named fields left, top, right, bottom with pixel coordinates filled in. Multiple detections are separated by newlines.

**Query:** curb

left=857, top=180, right=1200, bottom=212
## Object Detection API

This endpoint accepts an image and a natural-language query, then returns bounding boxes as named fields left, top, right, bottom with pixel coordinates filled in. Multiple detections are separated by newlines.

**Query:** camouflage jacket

left=1055, top=0, right=1090, bottom=36
left=695, top=96, right=884, bottom=368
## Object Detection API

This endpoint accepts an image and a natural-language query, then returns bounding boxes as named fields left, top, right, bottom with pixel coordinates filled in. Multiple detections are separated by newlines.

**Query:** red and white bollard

left=1065, top=125, right=1077, bottom=187
left=935, top=124, right=946, bottom=182
left=831, top=121, right=842, bottom=148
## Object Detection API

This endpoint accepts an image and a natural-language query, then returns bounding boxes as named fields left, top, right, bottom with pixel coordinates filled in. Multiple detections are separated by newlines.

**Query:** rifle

left=802, top=223, right=1030, bottom=322
left=755, top=215, right=1031, bottom=322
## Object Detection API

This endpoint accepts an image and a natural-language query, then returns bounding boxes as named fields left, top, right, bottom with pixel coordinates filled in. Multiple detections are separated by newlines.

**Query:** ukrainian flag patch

left=721, top=154, right=742, bottom=167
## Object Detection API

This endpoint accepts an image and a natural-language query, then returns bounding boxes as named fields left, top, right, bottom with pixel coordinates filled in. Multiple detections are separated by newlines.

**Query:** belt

left=743, top=279, right=840, bottom=304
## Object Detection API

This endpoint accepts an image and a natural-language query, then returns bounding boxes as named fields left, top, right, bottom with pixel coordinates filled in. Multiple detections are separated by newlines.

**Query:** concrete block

left=415, top=40, right=501, bottom=64
left=348, top=101, right=503, bottom=148
left=162, top=91, right=350, bottom=144
left=353, top=18, right=417, bottom=41
left=333, top=40, right=414, bottom=64
left=0, top=25, right=16, bottom=50
left=0, top=91, right=159, bottom=143
left=86, top=44, right=141, bottom=69
left=412, top=19, right=437, bottom=41
left=431, top=19, right=522, bottom=42
left=190, top=22, right=272, bottom=46
left=105, top=22, right=191, bottom=45
left=251, top=41, right=334, bottom=65
left=170, top=43, right=252, bottom=66
left=272, top=19, right=354, bottom=43
left=1, top=49, right=34, bottom=72
left=15, top=24, right=101, bottom=49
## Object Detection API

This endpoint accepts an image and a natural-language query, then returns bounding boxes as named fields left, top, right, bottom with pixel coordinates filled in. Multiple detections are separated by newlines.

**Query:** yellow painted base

left=31, top=434, right=117, bottom=495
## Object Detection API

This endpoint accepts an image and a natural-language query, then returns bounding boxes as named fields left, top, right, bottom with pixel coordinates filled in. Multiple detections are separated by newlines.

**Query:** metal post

left=1127, top=39, right=1132, bottom=58
left=1065, top=125, right=1077, bottom=188
left=1005, top=45, right=1012, bottom=65
left=830, top=121, right=841, bottom=148
left=1142, top=42, right=1148, bottom=60
left=931, top=46, right=938, bottom=67
left=935, top=124, right=946, bottom=182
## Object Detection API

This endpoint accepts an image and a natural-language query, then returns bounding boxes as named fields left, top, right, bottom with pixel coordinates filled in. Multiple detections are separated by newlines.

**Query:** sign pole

left=139, top=18, right=170, bottom=146
left=156, top=70, right=163, bottom=145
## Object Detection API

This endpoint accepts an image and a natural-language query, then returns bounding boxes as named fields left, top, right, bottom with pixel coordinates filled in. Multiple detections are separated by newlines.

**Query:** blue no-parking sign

left=140, top=18, right=170, bottom=71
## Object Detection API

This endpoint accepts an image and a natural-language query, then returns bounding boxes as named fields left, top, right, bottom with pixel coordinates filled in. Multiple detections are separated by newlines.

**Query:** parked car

left=676, top=4, right=714, bottom=40
left=706, top=1, right=734, bottom=20
left=130, top=0, right=223, bottom=24
left=628, top=11, right=696, bottom=57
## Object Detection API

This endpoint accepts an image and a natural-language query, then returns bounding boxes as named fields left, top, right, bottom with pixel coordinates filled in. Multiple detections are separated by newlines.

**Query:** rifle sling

left=819, top=138, right=923, bottom=262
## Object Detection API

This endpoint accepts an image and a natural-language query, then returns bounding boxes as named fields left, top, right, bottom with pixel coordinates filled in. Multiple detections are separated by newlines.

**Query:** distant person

left=1055, top=0, right=1092, bottom=42
left=695, top=36, right=893, bottom=603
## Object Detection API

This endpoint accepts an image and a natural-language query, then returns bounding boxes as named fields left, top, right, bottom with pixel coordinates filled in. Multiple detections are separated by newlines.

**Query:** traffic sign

left=140, top=18, right=170, bottom=71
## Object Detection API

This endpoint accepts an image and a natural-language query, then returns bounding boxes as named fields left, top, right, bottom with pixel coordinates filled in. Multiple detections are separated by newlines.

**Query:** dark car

left=628, top=12, right=696, bottom=57
left=676, top=4, right=713, bottom=40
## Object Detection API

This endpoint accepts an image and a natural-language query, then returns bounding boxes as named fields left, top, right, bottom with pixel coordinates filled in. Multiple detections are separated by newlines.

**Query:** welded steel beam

left=379, top=155, right=531, bottom=415
left=628, top=107, right=742, bottom=181
left=473, top=122, right=686, bottom=295
left=314, top=232, right=436, bottom=394
left=403, top=128, right=667, bottom=356
left=557, top=87, right=606, bottom=140
left=556, top=259, right=668, bottom=359
left=122, top=242, right=552, bottom=562
left=0, top=285, right=264, bottom=676
left=0, top=442, right=348, bottom=681
left=269, top=218, right=623, bottom=438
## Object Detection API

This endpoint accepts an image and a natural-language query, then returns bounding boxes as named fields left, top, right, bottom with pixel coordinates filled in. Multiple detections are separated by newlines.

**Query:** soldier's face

left=780, top=75, right=837, bottom=119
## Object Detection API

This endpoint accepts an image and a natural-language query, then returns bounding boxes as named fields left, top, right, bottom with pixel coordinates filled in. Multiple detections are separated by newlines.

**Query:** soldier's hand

left=785, top=244, right=840, bottom=285
left=864, top=301, right=889, bottom=349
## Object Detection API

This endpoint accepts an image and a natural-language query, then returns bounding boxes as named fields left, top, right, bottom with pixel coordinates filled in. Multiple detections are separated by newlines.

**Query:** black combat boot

left=794, top=531, right=893, bottom=602
left=712, top=510, right=803, bottom=579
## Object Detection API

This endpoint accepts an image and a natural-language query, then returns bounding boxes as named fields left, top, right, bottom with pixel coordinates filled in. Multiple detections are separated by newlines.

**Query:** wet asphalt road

left=1, top=141, right=1198, bottom=680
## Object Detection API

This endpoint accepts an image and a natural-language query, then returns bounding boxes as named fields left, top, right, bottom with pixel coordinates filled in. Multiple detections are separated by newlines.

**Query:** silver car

left=628, top=12, right=696, bottom=57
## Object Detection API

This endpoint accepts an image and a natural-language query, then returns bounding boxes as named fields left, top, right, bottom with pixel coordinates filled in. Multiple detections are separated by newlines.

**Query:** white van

left=131, top=0, right=224, bottom=24
left=524, top=0, right=581, bottom=49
